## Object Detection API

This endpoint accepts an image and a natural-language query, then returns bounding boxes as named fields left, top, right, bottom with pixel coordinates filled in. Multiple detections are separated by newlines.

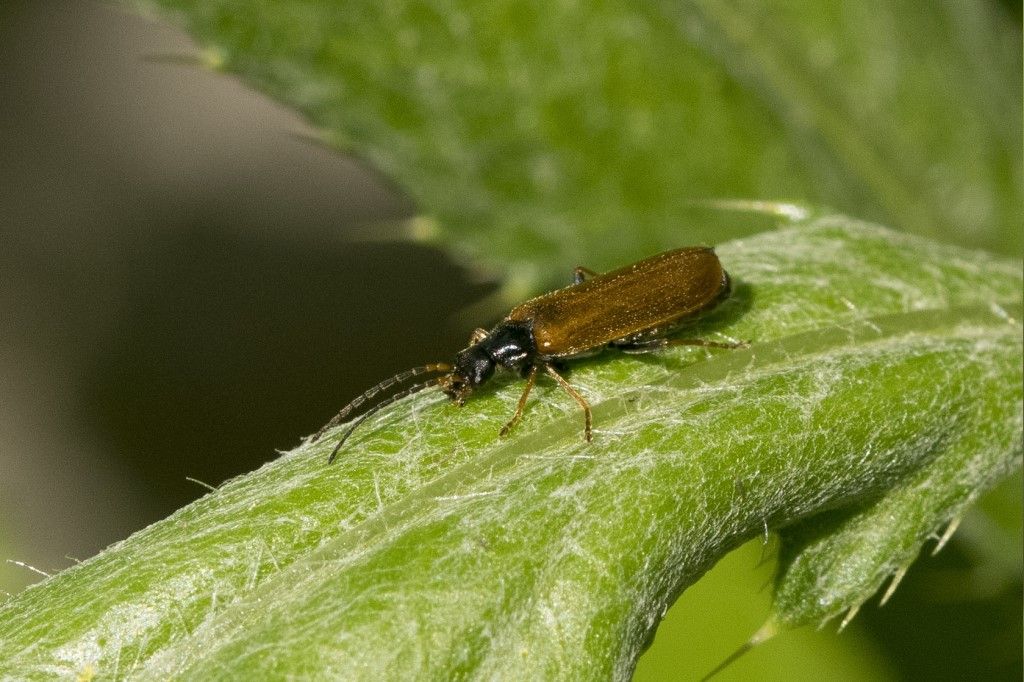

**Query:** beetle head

left=441, top=346, right=495, bottom=404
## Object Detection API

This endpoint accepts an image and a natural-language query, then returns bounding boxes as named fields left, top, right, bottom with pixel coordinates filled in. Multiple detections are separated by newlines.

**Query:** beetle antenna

left=311, top=363, right=452, bottom=444
left=326, top=377, right=445, bottom=464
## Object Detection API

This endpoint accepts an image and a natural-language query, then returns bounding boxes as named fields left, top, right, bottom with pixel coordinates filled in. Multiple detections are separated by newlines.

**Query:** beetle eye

left=469, top=355, right=494, bottom=385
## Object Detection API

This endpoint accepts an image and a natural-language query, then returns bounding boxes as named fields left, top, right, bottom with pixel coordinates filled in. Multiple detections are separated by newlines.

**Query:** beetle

left=312, top=247, right=741, bottom=463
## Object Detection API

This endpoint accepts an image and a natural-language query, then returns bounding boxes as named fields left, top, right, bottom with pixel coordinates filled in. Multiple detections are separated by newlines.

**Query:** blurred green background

left=0, top=1, right=1019, bottom=679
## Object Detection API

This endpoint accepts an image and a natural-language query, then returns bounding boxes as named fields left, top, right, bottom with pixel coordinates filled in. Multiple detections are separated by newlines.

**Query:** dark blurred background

left=0, top=2, right=1019, bottom=680
left=0, top=0, right=495, bottom=594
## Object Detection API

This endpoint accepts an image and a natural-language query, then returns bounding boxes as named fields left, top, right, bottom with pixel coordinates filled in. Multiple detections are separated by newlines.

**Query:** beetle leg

left=499, top=365, right=539, bottom=437
left=543, top=363, right=592, bottom=442
left=468, top=327, right=489, bottom=345
left=572, top=266, right=600, bottom=284
left=616, top=337, right=747, bottom=354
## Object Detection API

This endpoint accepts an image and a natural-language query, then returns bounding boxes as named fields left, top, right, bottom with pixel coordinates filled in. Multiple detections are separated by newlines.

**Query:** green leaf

left=126, top=0, right=1021, bottom=299
left=1, top=219, right=1020, bottom=678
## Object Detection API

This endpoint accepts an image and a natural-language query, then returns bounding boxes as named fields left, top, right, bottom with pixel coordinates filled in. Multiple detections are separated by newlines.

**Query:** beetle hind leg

left=614, top=337, right=746, bottom=354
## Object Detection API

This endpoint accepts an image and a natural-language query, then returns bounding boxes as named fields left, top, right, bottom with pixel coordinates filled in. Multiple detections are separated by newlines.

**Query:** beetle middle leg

left=499, top=365, right=538, bottom=437
left=543, top=363, right=592, bottom=442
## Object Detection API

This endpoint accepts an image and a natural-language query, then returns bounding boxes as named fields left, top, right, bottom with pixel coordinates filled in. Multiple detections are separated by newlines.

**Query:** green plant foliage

left=128, top=0, right=1021, bottom=299
left=3, top=0, right=1018, bottom=677
left=0, top=219, right=1019, bottom=678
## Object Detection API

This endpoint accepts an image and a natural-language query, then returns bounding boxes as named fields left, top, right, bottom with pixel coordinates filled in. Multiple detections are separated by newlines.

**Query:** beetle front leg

left=499, top=365, right=539, bottom=437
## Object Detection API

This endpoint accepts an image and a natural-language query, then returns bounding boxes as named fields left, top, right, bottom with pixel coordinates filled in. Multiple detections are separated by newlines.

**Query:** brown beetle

left=312, top=247, right=740, bottom=462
